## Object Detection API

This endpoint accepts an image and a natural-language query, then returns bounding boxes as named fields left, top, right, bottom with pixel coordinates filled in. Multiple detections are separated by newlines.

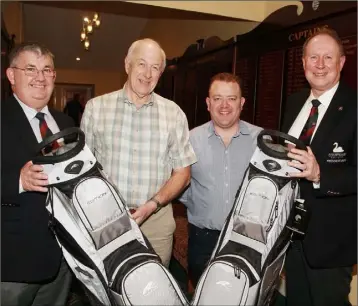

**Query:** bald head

left=124, top=38, right=166, bottom=105
left=126, top=38, right=166, bottom=72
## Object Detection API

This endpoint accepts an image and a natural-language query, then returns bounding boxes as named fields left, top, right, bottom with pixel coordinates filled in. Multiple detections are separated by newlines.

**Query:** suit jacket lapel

left=6, top=96, right=39, bottom=152
left=311, top=84, right=348, bottom=152
left=282, top=91, right=309, bottom=133
left=49, top=109, right=65, bottom=130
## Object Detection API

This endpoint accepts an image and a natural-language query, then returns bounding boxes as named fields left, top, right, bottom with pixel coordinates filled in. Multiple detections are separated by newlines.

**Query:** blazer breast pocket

left=324, top=140, right=350, bottom=165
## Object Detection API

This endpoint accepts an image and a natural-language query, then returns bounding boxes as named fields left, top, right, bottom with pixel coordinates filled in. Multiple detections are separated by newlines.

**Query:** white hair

left=126, top=38, right=166, bottom=72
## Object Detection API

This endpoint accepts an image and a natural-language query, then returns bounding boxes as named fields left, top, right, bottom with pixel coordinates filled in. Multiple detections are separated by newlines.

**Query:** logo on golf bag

left=64, top=160, right=84, bottom=174
left=263, top=159, right=281, bottom=172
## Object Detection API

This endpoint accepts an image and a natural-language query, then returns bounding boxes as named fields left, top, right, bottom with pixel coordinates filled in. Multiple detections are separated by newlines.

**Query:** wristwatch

left=150, top=196, right=162, bottom=214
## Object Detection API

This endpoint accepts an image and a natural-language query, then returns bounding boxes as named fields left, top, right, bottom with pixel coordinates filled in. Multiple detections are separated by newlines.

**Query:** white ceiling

left=23, top=3, right=148, bottom=71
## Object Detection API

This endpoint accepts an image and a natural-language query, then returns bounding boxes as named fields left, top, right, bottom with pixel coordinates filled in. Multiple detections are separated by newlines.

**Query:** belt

left=190, top=223, right=220, bottom=235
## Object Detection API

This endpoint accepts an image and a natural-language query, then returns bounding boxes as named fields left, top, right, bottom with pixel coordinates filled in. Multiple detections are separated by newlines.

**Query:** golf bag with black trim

left=191, top=130, right=309, bottom=306
left=33, top=128, right=189, bottom=306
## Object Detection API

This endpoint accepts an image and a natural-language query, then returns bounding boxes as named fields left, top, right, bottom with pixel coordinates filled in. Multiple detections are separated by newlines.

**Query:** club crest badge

left=327, top=142, right=346, bottom=163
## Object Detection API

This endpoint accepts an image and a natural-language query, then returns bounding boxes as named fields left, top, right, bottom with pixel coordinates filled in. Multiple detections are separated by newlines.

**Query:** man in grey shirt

left=179, top=72, right=262, bottom=287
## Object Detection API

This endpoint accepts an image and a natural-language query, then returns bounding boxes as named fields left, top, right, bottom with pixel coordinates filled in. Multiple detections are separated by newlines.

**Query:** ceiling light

left=84, top=39, right=90, bottom=50
left=80, top=12, right=101, bottom=50
left=86, top=24, right=93, bottom=33
left=76, top=57, right=80, bottom=61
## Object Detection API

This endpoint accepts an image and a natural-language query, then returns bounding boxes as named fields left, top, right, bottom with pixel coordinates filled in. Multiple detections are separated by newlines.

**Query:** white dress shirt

left=15, top=94, right=60, bottom=193
left=287, top=82, right=339, bottom=188
left=288, top=82, right=339, bottom=141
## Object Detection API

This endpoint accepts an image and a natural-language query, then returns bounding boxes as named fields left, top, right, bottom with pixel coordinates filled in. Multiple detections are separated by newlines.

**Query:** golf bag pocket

left=234, top=177, right=278, bottom=244
left=72, top=176, right=131, bottom=250
left=111, top=259, right=188, bottom=305
left=193, top=255, right=259, bottom=306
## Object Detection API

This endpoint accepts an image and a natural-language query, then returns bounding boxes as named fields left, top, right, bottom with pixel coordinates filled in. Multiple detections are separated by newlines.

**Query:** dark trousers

left=285, top=241, right=353, bottom=306
left=1, top=258, right=72, bottom=306
left=187, top=223, right=220, bottom=287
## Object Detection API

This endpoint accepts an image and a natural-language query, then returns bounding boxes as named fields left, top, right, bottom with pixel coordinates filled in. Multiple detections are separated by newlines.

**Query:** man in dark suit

left=1, top=42, right=74, bottom=305
left=64, top=93, right=84, bottom=127
left=281, top=28, right=357, bottom=306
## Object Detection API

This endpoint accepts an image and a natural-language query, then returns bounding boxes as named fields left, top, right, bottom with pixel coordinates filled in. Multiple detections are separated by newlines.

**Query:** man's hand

left=131, top=201, right=157, bottom=225
left=287, top=147, right=320, bottom=183
left=20, top=161, right=48, bottom=192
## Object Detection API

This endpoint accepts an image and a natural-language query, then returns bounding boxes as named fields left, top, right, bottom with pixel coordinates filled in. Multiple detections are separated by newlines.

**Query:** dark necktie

left=299, top=99, right=321, bottom=146
left=35, top=112, right=60, bottom=154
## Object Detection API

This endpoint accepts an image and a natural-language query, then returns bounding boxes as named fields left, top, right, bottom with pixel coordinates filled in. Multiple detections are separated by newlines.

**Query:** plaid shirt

left=81, top=88, right=197, bottom=207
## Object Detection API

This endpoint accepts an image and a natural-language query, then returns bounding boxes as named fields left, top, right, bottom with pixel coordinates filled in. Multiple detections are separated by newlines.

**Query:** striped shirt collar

left=122, top=83, right=155, bottom=107
left=207, top=120, right=250, bottom=138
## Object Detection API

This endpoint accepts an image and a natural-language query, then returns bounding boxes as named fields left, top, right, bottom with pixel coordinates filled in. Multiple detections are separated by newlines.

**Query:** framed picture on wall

left=51, top=82, right=95, bottom=111
left=51, top=83, right=95, bottom=127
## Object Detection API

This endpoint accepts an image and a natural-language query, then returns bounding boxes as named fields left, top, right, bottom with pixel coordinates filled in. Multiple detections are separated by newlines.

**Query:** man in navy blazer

left=1, top=42, right=74, bottom=305
left=281, top=28, right=357, bottom=306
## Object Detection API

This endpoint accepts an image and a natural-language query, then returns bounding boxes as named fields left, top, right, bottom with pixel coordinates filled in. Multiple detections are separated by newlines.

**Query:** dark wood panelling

left=159, top=3, right=357, bottom=131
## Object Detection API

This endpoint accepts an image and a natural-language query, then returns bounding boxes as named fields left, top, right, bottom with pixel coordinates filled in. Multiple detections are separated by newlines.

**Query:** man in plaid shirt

left=81, top=38, right=197, bottom=267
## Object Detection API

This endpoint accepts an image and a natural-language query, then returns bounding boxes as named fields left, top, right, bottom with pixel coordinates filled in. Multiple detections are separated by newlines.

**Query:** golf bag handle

left=257, top=129, right=307, bottom=160
left=33, top=127, right=85, bottom=164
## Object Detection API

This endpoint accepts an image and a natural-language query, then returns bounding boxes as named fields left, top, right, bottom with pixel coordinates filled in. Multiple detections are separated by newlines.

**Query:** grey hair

left=8, top=42, right=55, bottom=67
left=126, top=38, right=166, bottom=71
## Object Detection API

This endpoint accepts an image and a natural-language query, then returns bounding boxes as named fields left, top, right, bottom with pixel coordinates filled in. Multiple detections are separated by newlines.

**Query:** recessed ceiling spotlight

left=76, top=57, right=80, bottom=61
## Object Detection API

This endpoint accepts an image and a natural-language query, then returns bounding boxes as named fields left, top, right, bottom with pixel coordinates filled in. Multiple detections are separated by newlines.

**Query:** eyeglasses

left=12, top=67, right=56, bottom=78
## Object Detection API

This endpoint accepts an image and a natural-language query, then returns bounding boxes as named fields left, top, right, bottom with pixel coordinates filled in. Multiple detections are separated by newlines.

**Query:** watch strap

left=150, top=196, right=162, bottom=214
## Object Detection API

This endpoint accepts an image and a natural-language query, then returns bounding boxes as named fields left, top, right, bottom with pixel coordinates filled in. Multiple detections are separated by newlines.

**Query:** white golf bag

left=33, top=128, right=189, bottom=306
left=191, top=130, right=308, bottom=306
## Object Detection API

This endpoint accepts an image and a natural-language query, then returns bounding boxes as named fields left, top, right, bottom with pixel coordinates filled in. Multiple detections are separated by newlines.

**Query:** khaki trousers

left=140, top=203, right=176, bottom=267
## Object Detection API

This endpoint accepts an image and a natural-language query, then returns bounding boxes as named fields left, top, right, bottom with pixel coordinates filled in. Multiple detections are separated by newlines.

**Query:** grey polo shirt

left=180, top=120, right=262, bottom=230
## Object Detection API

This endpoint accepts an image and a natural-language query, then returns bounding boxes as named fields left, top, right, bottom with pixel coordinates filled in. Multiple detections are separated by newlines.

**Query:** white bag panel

left=229, top=231, right=265, bottom=256
left=122, top=261, right=188, bottom=306
left=49, top=189, right=108, bottom=280
left=234, top=177, right=278, bottom=244
left=193, top=261, right=249, bottom=306
left=250, top=148, right=301, bottom=177
left=51, top=184, right=148, bottom=267
left=73, top=177, right=126, bottom=234
left=72, top=176, right=150, bottom=256
left=246, top=282, right=261, bottom=306
left=109, top=253, right=158, bottom=285
left=215, top=255, right=260, bottom=282
left=62, top=248, right=111, bottom=305
left=261, top=183, right=296, bottom=265
left=44, top=145, right=97, bottom=185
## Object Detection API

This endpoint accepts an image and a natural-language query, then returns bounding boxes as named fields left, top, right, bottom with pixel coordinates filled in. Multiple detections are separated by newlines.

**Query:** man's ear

left=124, top=57, right=130, bottom=74
left=6, top=68, right=15, bottom=85
left=339, top=55, right=346, bottom=71
left=240, top=97, right=246, bottom=109
left=206, top=97, right=210, bottom=111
